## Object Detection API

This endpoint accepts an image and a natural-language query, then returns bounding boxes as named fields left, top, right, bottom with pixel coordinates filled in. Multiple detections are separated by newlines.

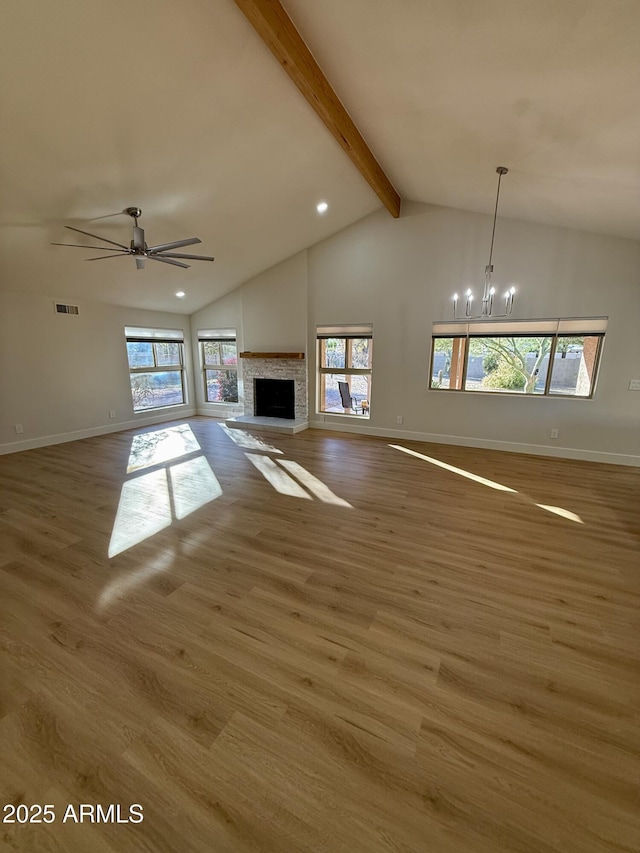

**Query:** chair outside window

left=338, top=381, right=367, bottom=414
left=317, top=327, right=373, bottom=416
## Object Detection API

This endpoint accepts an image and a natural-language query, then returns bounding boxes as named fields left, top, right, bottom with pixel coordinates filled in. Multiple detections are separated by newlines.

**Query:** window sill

left=133, top=402, right=188, bottom=414
left=319, top=411, right=371, bottom=419
left=428, top=388, right=593, bottom=400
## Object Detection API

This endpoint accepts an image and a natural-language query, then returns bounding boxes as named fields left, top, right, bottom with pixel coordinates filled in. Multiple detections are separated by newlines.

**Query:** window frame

left=316, top=326, right=373, bottom=416
left=429, top=318, right=606, bottom=399
left=546, top=334, right=605, bottom=398
left=198, top=331, right=238, bottom=404
left=430, top=334, right=467, bottom=392
left=125, top=333, right=186, bottom=412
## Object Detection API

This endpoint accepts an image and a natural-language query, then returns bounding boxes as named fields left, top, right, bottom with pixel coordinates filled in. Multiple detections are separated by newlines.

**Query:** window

left=430, top=318, right=606, bottom=398
left=199, top=329, right=238, bottom=403
left=317, top=324, right=373, bottom=417
left=125, top=327, right=186, bottom=412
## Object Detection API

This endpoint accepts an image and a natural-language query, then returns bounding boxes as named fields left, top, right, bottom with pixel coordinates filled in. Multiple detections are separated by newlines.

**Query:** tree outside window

left=430, top=323, right=604, bottom=398
left=125, top=335, right=185, bottom=412
left=200, top=335, right=238, bottom=403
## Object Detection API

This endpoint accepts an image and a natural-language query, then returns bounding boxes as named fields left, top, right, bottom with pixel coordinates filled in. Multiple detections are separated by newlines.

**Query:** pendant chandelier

left=453, top=166, right=516, bottom=319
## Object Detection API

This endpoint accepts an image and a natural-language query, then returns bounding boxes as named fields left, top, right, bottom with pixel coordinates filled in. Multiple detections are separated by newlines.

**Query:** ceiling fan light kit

left=51, top=207, right=215, bottom=270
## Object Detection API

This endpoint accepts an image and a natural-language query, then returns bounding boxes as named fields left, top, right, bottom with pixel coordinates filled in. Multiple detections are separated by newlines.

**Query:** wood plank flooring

left=0, top=417, right=638, bottom=852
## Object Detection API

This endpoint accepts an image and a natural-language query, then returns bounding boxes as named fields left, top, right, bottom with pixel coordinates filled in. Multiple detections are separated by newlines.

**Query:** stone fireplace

left=239, top=355, right=308, bottom=423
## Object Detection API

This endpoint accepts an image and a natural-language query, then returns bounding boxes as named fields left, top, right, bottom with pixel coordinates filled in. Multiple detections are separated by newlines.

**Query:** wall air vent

left=54, top=302, right=79, bottom=315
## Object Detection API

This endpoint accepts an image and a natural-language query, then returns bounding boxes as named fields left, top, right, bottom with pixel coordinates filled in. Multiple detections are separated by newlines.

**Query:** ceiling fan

left=51, top=207, right=214, bottom=270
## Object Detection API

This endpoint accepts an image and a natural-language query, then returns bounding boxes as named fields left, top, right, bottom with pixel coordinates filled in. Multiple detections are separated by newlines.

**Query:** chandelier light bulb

left=489, top=286, right=495, bottom=295
left=510, top=286, right=516, bottom=294
left=453, top=293, right=458, bottom=301
left=466, top=288, right=472, bottom=296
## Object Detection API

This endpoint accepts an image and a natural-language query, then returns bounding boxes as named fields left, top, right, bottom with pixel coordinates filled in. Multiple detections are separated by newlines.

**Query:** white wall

left=189, top=201, right=640, bottom=464
left=307, top=202, right=640, bottom=464
left=190, top=251, right=307, bottom=415
left=5, top=206, right=637, bottom=464
left=240, top=250, right=307, bottom=352
left=0, top=291, right=195, bottom=453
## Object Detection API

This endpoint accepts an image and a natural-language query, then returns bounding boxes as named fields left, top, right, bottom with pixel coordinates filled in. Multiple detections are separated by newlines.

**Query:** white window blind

left=557, top=318, right=608, bottom=334
left=198, top=328, right=236, bottom=340
left=432, top=317, right=608, bottom=337
left=125, top=326, right=184, bottom=341
left=317, top=323, right=373, bottom=338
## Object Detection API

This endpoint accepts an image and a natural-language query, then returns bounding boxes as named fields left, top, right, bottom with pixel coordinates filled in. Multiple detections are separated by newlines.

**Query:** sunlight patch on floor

left=218, top=424, right=283, bottom=454
left=245, top=453, right=312, bottom=499
left=170, top=456, right=222, bottom=519
left=389, top=444, right=518, bottom=492
left=278, top=459, right=352, bottom=507
left=127, top=424, right=201, bottom=473
left=108, top=469, right=172, bottom=557
left=389, top=444, right=585, bottom=525
left=220, top=424, right=350, bottom=504
left=536, top=504, right=583, bottom=524
left=110, top=434, right=222, bottom=559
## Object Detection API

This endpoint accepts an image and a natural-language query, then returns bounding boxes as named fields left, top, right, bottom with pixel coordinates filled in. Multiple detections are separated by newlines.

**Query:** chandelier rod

left=452, top=166, right=514, bottom=319
left=487, top=166, right=508, bottom=273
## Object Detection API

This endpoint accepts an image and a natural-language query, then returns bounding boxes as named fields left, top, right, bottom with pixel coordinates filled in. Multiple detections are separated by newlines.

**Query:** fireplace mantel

left=240, top=352, right=305, bottom=359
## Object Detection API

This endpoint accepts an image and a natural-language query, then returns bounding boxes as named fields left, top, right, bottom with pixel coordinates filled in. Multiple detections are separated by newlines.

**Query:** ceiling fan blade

left=132, top=225, right=145, bottom=251
left=51, top=242, right=129, bottom=252
left=146, top=237, right=201, bottom=253
left=85, top=253, right=129, bottom=261
left=135, top=257, right=145, bottom=270
left=153, top=252, right=215, bottom=261
left=88, top=211, right=125, bottom=221
left=64, top=225, right=128, bottom=250
left=148, top=255, right=190, bottom=269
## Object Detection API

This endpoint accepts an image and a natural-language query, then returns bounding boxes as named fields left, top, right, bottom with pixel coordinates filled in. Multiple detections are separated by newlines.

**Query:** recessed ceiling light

left=175, top=291, right=185, bottom=298
left=316, top=201, right=329, bottom=214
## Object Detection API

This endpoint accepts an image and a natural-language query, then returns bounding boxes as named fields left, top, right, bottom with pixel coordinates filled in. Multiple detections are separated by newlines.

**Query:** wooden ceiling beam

left=234, top=0, right=401, bottom=218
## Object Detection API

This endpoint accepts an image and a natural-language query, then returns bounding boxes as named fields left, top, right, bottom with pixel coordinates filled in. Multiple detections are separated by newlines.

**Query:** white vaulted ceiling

left=1, top=0, right=639, bottom=313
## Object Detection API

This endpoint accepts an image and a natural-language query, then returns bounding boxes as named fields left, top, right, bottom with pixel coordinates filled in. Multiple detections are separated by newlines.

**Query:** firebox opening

left=254, top=378, right=295, bottom=419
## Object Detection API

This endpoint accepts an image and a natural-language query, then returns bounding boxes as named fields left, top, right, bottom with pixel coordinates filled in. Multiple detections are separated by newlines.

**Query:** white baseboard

left=3, top=411, right=636, bottom=467
left=0, top=408, right=197, bottom=456
left=196, top=405, right=243, bottom=418
left=308, top=418, right=640, bottom=467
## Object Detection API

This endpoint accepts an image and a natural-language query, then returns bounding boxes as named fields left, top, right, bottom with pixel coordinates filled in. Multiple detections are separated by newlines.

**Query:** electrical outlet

left=629, top=379, right=640, bottom=391
left=396, top=415, right=403, bottom=424
left=109, top=410, right=116, bottom=419
left=550, top=428, right=559, bottom=439
left=15, top=424, right=23, bottom=434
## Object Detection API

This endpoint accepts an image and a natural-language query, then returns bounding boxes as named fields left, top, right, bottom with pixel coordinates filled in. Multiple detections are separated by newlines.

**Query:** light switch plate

left=629, top=379, right=640, bottom=391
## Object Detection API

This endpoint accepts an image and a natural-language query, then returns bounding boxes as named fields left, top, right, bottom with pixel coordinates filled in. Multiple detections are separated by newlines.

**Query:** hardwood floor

left=0, top=417, right=638, bottom=852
